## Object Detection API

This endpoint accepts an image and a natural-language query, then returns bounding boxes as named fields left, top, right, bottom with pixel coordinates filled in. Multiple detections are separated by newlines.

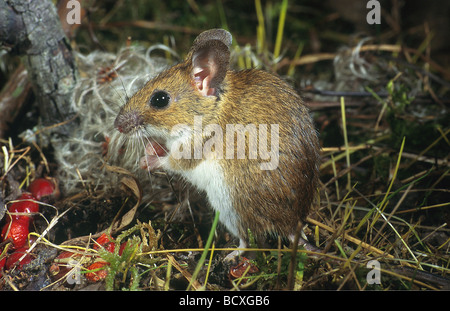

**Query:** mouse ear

left=190, top=29, right=232, bottom=97
left=192, top=29, right=233, bottom=48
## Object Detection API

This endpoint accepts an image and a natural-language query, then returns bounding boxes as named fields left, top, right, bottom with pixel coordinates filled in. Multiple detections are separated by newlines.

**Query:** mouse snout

left=114, top=109, right=143, bottom=134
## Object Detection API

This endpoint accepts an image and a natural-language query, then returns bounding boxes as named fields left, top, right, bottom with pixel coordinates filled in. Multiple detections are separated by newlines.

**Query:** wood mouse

left=114, top=29, right=320, bottom=260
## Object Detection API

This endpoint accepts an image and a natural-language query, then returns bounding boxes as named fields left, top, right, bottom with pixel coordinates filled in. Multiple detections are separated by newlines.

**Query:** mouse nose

left=114, top=109, right=143, bottom=134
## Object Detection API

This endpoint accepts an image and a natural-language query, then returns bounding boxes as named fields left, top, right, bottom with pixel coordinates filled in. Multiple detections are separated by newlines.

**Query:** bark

left=0, top=0, right=78, bottom=139
left=0, top=64, right=31, bottom=138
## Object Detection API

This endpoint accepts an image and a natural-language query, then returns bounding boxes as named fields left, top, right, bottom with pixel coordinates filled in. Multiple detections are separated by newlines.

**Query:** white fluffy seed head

left=55, top=46, right=173, bottom=196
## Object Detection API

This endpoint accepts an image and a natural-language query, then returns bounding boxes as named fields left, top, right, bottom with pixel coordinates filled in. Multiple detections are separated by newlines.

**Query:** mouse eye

left=149, top=90, right=171, bottom=109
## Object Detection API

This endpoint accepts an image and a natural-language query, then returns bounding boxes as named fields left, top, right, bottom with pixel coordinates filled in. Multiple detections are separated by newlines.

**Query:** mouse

left=113, top=29, right=320, bottom=260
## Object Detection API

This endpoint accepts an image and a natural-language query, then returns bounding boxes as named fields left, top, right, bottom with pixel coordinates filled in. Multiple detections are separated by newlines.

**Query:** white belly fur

left=177, top=160, right=239, bottom=238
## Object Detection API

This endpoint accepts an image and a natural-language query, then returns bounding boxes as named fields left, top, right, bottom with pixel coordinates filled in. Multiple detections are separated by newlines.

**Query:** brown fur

left=114, top=29, right=320, bottom=249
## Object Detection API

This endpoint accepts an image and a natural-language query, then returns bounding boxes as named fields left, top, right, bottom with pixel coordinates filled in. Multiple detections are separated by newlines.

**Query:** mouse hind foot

left=223, top=238, right=248, bottom=263
left=288, top=233, right=321, bottom=253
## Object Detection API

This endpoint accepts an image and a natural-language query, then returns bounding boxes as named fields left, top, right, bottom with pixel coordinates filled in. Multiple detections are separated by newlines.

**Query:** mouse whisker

left=137, top=132, right=154, bottom=183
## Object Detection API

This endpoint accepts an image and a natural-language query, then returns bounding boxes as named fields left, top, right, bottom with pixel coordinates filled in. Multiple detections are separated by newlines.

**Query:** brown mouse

left=114, top=29, right=320, bottom=260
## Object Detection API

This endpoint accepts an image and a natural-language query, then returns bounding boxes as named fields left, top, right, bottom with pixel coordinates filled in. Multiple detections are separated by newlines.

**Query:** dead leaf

left=110, top=176, right=142, bottom=234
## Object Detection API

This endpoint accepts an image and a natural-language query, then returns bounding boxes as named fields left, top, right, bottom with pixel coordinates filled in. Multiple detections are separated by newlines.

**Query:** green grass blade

left=255, top=0, right=265, bottom=54
left=187, top=211, right=220, bottom=290
left=273, top=0, right=288, bottom=60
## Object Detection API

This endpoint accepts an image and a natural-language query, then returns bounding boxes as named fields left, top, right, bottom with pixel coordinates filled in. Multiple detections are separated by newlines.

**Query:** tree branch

left=0, top=0, right=78, bottom=139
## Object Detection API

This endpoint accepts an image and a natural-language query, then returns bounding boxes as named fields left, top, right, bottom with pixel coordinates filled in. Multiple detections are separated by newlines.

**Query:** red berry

left=94, top=233, right=113, bottom=247
left=3, top=213, right=30, bottom=227
left=28, top=178, right=56, bottom=200
left=119, top=242, right=127, bottom=256
left=0, top=255, right=5, bottom=277
left=94, top=233, right=115, bottom=253
left=85, top=261, right=109, bottom=282
left=229, top=257, right=259, bottom=282
left=7, top=193, right=39, bottom=223
left=55, top=250, right=81, bottom=261
left=1, top=221, right=29, bottom=249
left=104, top=242, right=115, bottom=253
left=5, top=246, right=34, bottom=270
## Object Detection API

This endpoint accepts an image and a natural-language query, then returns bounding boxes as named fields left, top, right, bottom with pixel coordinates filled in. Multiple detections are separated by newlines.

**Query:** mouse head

left=114, top=29, right=232, bottom=142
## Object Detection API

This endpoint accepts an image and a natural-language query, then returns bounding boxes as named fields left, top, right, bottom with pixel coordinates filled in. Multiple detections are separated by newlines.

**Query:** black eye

left=150, top=90, right=171, bottom=109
